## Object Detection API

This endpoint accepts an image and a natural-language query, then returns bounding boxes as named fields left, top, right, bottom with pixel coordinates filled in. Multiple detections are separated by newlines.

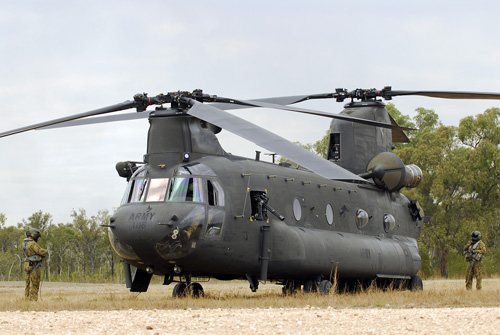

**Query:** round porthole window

left=326, top=204, right=334, bottom=225
left=355, top=209, right=369, bottom=229
left=383, top=214, right=396, bottom=232
left=293, top=198, right=302, bottom=221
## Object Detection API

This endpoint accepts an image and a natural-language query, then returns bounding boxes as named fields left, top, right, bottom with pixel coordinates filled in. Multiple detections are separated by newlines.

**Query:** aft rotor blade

left=187, top=100, right=366, bottom=182
left=389, top=90, right=500, bottom=100
left=234, top=99, right=415, bottom=131
left=210, top=95, right=313, bottom=110
left=0, top=100, right=137, bottom=138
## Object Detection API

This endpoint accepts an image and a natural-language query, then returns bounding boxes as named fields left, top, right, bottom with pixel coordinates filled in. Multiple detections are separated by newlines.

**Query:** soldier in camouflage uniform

left=22, top=228, right=48, bottom=301
left=463, top=230, right=487, bottom=290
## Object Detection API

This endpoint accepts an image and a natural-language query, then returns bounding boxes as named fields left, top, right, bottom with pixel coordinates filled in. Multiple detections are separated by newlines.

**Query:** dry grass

left=1, top=278, right=500, bottom=312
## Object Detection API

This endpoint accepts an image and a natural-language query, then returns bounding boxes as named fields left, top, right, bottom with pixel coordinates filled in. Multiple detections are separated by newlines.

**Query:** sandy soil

left=2, top=306, right=500, bottom=335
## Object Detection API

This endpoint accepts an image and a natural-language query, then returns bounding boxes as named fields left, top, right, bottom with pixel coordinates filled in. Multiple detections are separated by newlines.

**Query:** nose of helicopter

left=108, top=202, right=206, bottom=266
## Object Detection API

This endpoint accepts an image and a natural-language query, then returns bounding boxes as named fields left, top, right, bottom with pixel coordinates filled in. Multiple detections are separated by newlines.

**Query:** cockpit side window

left=207, top=180, right=225, bottom=206
left=121, top=167, right=148, bottom=204
left=129, top=178, right=149, bottom=203
left=167, top=177, right=204, bottom=202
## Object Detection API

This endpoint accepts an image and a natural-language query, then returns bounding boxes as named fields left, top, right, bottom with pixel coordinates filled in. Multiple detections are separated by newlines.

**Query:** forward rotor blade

left=31, top=96, right=314, bottom=130
left=389, top=90, right=500, bottom=100
left=187, top=101, right=366, bottom=182
left=0, top=100, right=137, bottom=138
left=41, top=111, right=150, bottom=129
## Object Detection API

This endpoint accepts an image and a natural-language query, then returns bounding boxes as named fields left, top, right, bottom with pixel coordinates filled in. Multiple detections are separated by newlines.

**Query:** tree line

left=0, top=209, right=122, bottom=283
left=1, top=104, right=500, bottom=281
left=390, top=104, right=500, bottom=278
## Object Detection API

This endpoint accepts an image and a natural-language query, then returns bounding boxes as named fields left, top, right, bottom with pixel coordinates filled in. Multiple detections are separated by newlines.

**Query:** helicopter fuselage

left=109, top=153, right=423, bottom=290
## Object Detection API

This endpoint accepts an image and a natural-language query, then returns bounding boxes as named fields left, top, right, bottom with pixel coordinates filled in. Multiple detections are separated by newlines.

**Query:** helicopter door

left=204, top=180, right=225, bottom=239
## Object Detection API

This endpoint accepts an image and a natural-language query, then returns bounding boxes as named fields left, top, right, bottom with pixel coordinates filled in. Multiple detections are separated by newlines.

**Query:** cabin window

left=293, top=198, right=302, bottom=221
left=355, top=208, right=369, bottom=229
left=145, top=178, right=169, bottom=202
left=167, top=177, right=204, bottom=202
left=325, top=204, right=334, bottom=226
left=207, top=180, right=225, bottom=206
left=383, top=214, right=396, bottom=232
left=205, top=210, right=224, bottom=238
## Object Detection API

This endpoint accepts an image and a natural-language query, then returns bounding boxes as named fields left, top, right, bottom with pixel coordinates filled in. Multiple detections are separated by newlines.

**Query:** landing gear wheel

left=319, top=280, right=333, bottom=295
left=303, top=280, right=318, bottom=293
left=190, top=283, right=204, bottom=297
left=409, top=276, right=423, bottom=291
left=172, top=282, right=187, bottom=298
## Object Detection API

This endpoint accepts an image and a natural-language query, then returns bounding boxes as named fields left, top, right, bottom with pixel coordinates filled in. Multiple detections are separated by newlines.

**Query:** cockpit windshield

left=167, top=178, right=204, bottom=202
left=145, top=178, right=169, bottom=202
left=121, top=164, right=223, bottom=205
left=122, top=176, right=206, bottom=204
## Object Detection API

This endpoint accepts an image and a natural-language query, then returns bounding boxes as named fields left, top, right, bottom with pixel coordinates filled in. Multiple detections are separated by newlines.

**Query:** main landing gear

left=282, top=278, right=333, bottom=295
left=281, top=275, right=423, bottom=295
left=171, top=274, right=204, bottom=298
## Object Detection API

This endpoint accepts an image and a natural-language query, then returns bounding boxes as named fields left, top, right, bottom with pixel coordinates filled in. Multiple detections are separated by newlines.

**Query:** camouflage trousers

left=24, top=262, right=42, bottom=301
left=465, top=261, right=483, bottom=290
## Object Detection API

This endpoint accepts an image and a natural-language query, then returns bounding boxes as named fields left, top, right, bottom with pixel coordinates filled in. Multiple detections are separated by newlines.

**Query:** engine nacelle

left=364, top=152, right=422, bottom=192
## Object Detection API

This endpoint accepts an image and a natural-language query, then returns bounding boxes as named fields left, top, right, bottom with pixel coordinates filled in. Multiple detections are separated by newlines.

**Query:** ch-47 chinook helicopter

left=3, top=87, right=500, bottom=297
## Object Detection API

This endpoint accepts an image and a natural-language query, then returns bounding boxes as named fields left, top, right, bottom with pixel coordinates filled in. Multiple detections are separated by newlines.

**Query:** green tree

left=45, top=223, right=79, bottom=279
left=0, top=226, right=23, bottom=252
left=21, top=210, right=53, bottom=232
left=283, top=130, right=329, bottom=164
left=396, top=107, right=500, bottom=277
left=386, top=103, right=416, bottom=129
left=457, top=108, right=500, bottom=250
left=0, top=216, right=24, bottom=281
left=309, top=130, right=329, bottom=159
left=100, top=227, right=117, bottom=279
left=71, top=209, right=108, bottom=280
left=395, top=108, right=471, bottom=277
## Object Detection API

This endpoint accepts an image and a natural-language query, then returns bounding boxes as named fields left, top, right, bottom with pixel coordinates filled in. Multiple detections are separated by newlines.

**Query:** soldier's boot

left=465, top=275, right=473, bottom=290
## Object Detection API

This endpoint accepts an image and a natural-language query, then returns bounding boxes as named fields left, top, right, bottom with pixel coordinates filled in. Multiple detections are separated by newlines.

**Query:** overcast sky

left=1, top=0, right=500, bottom=226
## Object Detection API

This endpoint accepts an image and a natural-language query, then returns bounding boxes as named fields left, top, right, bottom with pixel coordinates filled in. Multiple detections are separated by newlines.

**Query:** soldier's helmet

left=471, top=230, right=482, bottom=242
left=27, top=228, right=41, bottom=241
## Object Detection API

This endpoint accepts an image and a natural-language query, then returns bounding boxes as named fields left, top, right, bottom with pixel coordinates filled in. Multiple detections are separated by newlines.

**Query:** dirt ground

left=1, top=306, right=500, bottom=334
left=2, top=280, right=500, bottom=334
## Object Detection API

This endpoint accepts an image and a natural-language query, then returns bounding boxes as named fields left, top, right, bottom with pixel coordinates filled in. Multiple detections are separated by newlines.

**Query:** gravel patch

left=2, top=306, right=500, bottom=334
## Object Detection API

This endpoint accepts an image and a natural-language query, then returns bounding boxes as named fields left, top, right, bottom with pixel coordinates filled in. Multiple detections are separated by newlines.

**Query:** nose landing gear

left=172, top=274, right=205, bottom=298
